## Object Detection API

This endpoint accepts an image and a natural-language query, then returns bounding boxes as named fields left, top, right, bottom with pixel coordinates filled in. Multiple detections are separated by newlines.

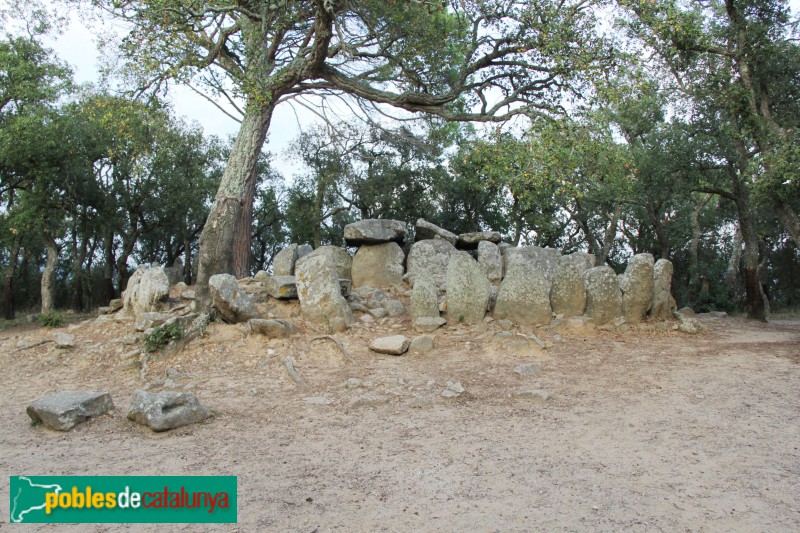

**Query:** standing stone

left=456, top=231, right=502, bottom=249
left=208, top=274, right=258, bottom=323
left=405, top=239, right=456, bottom=287
left=502, top=246, right=561, bottom=288
left=351, top=242, right=405, bottom=288
left=445, top=252, right=491, bottom=325
left=297, top=244, right=313, bottom=258
left=583, top=266, right=623, bottom=325
left=297, top=245, right=353, bottom=280
left=344, top=219, right=406, bottom=246
left=273, top=244, right=299, bottom=276
left=296, top=254, right=354, bottom=333
left=414, top=218, right=457, bottom=245
left=559, top=252, right=596, bottom=274
left=265, top=275, right=298, bottom=299
left=550, top=264, right=587, bottom=318
left=477, top=241, right=503, bottom=283
left=494, top=267, right=552, bottom=325
left=650, top=258, right=677, bottom=320
left=620, top=253, right=655, bottom=324
left=27, top=391, right=114, bottom=431
left=410, top=275, right=440, bottom=320
left=122, top=265, right=170, bottom=315
left=127, top=390, right=210, bottom=432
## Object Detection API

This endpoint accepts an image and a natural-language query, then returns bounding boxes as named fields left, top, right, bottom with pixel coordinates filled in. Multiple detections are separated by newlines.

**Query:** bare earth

left=1, top=309, right=799, bottom=532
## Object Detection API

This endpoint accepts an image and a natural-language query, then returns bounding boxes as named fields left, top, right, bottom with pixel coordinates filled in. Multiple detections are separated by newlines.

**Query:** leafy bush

left=39, top=313, right=65, bottom=328
left=144, top=323, right=184, bottom=353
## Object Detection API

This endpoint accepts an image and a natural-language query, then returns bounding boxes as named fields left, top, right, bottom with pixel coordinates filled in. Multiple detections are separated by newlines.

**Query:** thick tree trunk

left=184, top=235, right=192, bottom=285
left=196, top=102, right=274, bottom=304
left=3, top=237, right=21, bottom=320
left=103, top=231, right=116, bottom=301
left=689, top=194, right=712, bottom=300
left=231, top=174, right=257, bottom=278
left=646, top=202, right=670, bottom=259
left=596, top=203, right=622, bottom=266
left=732, top=173, right=767, bottom=322
left=725, top=225, right=743, bottom=292
left=41, top=236, right=59, bottom=315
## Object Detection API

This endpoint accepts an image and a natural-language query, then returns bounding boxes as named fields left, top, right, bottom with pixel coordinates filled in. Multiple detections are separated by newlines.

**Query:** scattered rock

left=456, top=231, right=501, bottom=249
left=409, top=335, right=434, bottom=354
left=134, top=312, right=168, bottom=332
left=446, top=252, right=491, bottom=325
left=414, top=218, right=458, bottom=245
left=344, top=219, right=406, bottom=246
left=442, top=381, right=465, bottom=398
left=414, top=316, right=447, bottom=333
left=346, top=395, right=390, bottom=410
left=583, top=266, right=623, bottom=325
left=53, top=333, right=75, bottom=349
left=384, top=299, right=405, bottom=317
left=126, top=389, right=211, bottom=432
left=368, top=307, right=388, bottom=319
left=345, top=378, right=364, bottom=389
left=108, top=299, right=124, bottom=312
left=208, top=274, right=258, bottom=323
left=303, top=396, right=332, bottom=405
left=266, top=275, right=298, bottom=300
left=248, top=318, right=297, bottom=338
left=513, top=362, right=541, bottom=377
left=676, top=313, right=704, bottom=334
left=180, top=290, right=196, bottom=300
left=296, top=254, right=354, bottom=333
left=97, top=306, right=114, bottom=315
left=369, top=335, right=410, bottom=355
left=27, top=391, right=114, bottom=431
left=511, top=389, right=551, bottom=401
left=352, top=242, right=405, bottom=288
left=677, top=306, right=696, bottom=316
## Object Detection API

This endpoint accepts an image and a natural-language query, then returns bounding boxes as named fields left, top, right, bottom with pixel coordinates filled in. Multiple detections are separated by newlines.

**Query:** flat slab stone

left=127, top=389, right=210, bottom=432
left=53, top=333, right=75, bottom=349
left=344, top=219, right=406, bottom=246
left=413, top=316, right=447, bottom=333
left=456, top=231, right=502, bottom=249
left=369, top=335, right=410, bottom=355
left=415, top=218, right=457, bottom=245
left=27, top=391, right=114, bottom=431
left=248, top=318, right=297, bottom=338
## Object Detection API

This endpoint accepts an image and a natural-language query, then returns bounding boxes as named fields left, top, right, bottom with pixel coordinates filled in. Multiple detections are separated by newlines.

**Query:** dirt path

left=1, top=313, right=798, bottom=531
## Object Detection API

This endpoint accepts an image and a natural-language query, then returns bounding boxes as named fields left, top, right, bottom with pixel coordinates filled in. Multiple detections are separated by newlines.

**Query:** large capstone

left=127, top=389, right=210, bottom=432
left=273, top=244, right=299, bottom=276
left=502, top=246, right=561, bottom=288
left=445, top=252, right=490, bottom=325
left=297, top=245, right=353, bottom=280
left=456, top=231, right=501, bottom=250
left=477, top=240, right=503, bottom=283
left=27, top=391, right=114, bottom=431
left=122, top=265, right=169, bottom=315
left=296, top=253, right=354, bottom=333
left=583, top=266, right=623, bottom=325
left=494, top=266, right=552, bottom=325
left=410, top=275, right=440, bottom=320
left=620, top=253, right=655, bottom=324
left=208, top=274, right=258, bottom=323
left=405, top=239, right=456, bottom=288
left=414, top=218, right=457, bottom=245
left=550, top=264, right=587, bottom=318
left=650, top=258, right=677, bottom=320
left=344, top=219, right=406, bottom=246
left=351, top=242, right=405, bottom=288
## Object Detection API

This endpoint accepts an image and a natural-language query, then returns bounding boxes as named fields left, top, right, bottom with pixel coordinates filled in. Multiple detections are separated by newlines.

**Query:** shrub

left=144, top=323, right=184, bottom=353
left=39, top=313, right=65, bottom=328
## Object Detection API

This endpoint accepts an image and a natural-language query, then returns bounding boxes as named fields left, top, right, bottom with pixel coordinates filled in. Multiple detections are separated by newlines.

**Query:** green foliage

left=38, top=312, right=64, bottom=328
left=144, top=323, right=184, bottom=353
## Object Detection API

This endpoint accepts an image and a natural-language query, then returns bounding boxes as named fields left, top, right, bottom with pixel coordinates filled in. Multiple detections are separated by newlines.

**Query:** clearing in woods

left=0, top=311, right=798, bottom=531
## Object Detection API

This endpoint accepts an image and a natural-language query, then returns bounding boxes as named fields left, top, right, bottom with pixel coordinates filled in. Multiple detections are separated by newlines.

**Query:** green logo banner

left=9, top=476, right=237, bottom=523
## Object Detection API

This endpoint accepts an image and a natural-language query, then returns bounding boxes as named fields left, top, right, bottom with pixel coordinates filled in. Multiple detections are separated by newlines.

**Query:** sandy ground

left=0, top=310, right=798, bottom=532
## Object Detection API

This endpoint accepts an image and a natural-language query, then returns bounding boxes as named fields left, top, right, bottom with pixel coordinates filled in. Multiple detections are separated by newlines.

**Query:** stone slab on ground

left=369, top=335, right=410, bottom=355
left=126, top=389, right=210, bottom=432
left=27, top=391, right=114, bottom=431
